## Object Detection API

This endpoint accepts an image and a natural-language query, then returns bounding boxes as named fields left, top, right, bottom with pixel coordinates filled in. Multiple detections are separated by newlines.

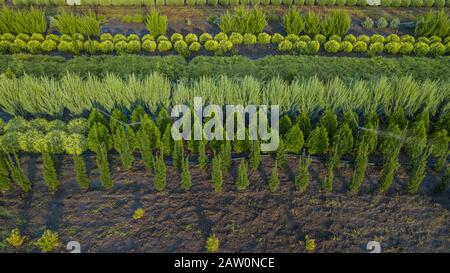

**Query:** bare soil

left=0, top=154, right=448, bottom=253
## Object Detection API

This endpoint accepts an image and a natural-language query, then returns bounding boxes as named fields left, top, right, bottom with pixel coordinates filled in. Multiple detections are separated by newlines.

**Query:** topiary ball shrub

left=200, top=33, right=213, bottom=44
left=242, top=33, right=257, bottom=45
left=57, top=41, right=73, bottom=54
left=416, top=37, right=430, bottom=45
left=299, top=35, right=311, bottom=43
left=376, top=17, right=389, bottom=28
left=0, top=40, right=11, bottom=54
left=429, top=35, right=442, bottom=43
left=368, top=42, right=384, bottom=56
left=271, top=33, right=284, bottom=44
left=286, top=34, right=300, bottom=43
left=353, top=41, right=367, bottom=53
left=340, top=41, right=353, bottom=53
left=27, top=40, right=41, bottom=54
left=127, top=34, right=140, bottom=42
left=189, top=41, right=201, bottom=52
left=257, top=32, right=271, bottom=44
left=174, top=40, right=189, bottom=56
left=398, top=42, right=414, bottom=55
left=127, top=40, right=141, bottom=54
left=429, top=42, right=445, bottom=56
left=40, top=39, right=57, bottom=53
left=370, top=34, right=385, bottom=44
left=277, top=40, right=293, bottom=52
left=83, top=40, right=99, bottom=54
left=100, top=33, right=113, bottom=42
left=204, top=39, right=219, bottom=51
left=343, top=34, right=356, bottom=44
left=142, top=40, right=157, bottom=52
left=142, top=34, right=155, bottom=42
left=17, top=33, right=31, bottom=42
left=401, top=35, right=415, bottom=44
left=229, top=32, right=243, bottom=45
left=293, top=41, right=308, bottom=54
left=307, top=40, right=320, bottom=55
left=72, top=33, right=84, bottom=42
left=214, top=32, right=228, bottom=42
left=390, top=17, right=400, bottom=29
left=114, top=41, right=128, bottom=54
left=384, top=42, right=401, bottom=54
left=357, top=35, right=370, bottom=44
left=99, top=40, right=114, bottom=54
left=329, top=34, right=342, bottom=42
left=171, top=33, right=184, bottom=43
left=158, top=40, right=173, bottom=52
left=386, top=34, right=400, bottom=43
left=313, top=34, right=327, bottom=44
left=362, top=17, right=374, bottom=29
left=413, top=42, right=430, bottom=56
left=324, top=40, right=341, bottom=53
left=114, top=34, right=127, bottom=43
left=218, top=40, right=233, bottom=54
left=30, top=33, right=44, bottom=42
left=185, top=33, right=198, bottom=44
left=2, top=33, right=15, bottom=42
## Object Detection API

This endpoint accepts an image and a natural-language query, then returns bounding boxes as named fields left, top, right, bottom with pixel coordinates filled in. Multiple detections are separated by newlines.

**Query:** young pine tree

left=73, top=155, right=90, bottom=191
left=428, top=129, right=449, bottom=172
left=319, top=110, right=338, bottom=139
left=42, top=153, right=59, bottom=192
left=249, top=140, right=261, bottom=171
left=407, top=146, right=432, bottom=194
left=283, top=125, right=304, bottom=154
left=161, top=124, right=173, bottom=156
left=198, top=140, right=208, bottom=172
left=269, top=160, right=280, bottom=192
left=295, top=156, right=312, bottom=193
left=211, top=155, right=223, bottom=193
left=172, top=140, right=184, bottom=170
left=378, top=124, right=403, bottom=193
left=109, top=108, right=127, bottom=135
left=276, top=139, right=288, bottom=169
left=154, top=154, right=166, bottom=192
left=113, top=126, right=134, bottom=171
left=220, top=141, right=232, bottom=171
left=348, top=137, right=370, bottom=193
left=307, top=127, right=329, bottom=155
left=297, top=112, right=312, bottom=140
left=236, top=160, right=250, bottom=191
left=181, top=157, right=192, bottom=191
left=5, top=153, right=31, bottom=192
left=137, top=115, right=159, bottom=170
left=96, top=143, right=113, bottom=190
left=0, top=153, right=11, bottom=193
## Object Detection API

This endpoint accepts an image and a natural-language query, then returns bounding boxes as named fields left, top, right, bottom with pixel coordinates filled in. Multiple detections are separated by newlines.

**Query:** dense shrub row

left=1, top=54, right=449, bottom=82
left=9, top=0, right=450, bottom=7
left=0, top=32, right=449, bottom=57
left=0, top=105, right=448, bottom=194
left=415, top=10, right=450, bottom=38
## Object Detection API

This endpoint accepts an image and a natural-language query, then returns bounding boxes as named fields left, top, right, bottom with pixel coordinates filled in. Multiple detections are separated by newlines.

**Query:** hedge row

left=8, top=0, right=450, bottom=7
left=2, top=54, right=449, bottom=82
left=0, top=32, right=449, bottom=57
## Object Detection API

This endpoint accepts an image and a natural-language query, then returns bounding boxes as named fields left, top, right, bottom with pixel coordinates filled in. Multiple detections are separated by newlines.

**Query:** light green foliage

left=211, top=155, right=223, bottom=192
left=52, top=11, right=101, bottom=37
left=236, top=159, right=250, bottom=191
left=295, top=156, right=311, bottom=192
left=34, top=230, right=60, bottom=253
left=145, top=10, right=167, bottom=37
left=269, top=160, right=280, bottom=192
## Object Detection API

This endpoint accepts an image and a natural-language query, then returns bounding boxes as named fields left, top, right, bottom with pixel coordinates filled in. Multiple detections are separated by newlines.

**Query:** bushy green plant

left=211, top=155, right=223, bottom=192
left=144, top=10, right=167, bottom=37
left=278, top=39, right=293, bottom=51
left=343, top=34, right=356, bottom=44
left=174, top=40, right=189, bottom=57
left=390, top=17, right=400, bottom=29
left=205, top=234, right=219, bottom=253
left=414, top=42, right=430, bottom=56
left=157, top=40, right=172, bottom=52
left=376, top=17, right=389, bottom=28
left=205, top=39, right=219, bottom=51
left=242, top=33, right=256, bottom=45
left=429, top=42, right=446, bottom=55
left=321, top=10, right=351, bottom=37
left=385, top=42, right=401, bottom=54
left=340, top=41, right=353, bottom=53
left=200, top=33, right=213, bottom=44
left=189, top=41, right=201, bottom=52
left=34, top=230, right=60, bottom=253
left=324, top=40, right=340, bottom=53
left=368, top=42, right=384, bottom=56
left=269, top=160, right=280, bottom=192
left=0, top=8, right=47, bottom=34
left=53, top=11, right=101, bottom=37
left=283, top=8, right=304, bottom=35
left=236, top=160, right=250, bottom=191
left=271, top=33, right=284, bottom=44
left=142, top=40, right=157, bottom=52
left=370, top=34, right=385, bottom=44
left=415, top=10, right=449, bottom=38
left=307, top=127, right=329, bottom=155
left=185, top=33, right=198, bottom=44
left=303, top=11, right=321, bottom=37
left=313, top=34, right=327, bottom=44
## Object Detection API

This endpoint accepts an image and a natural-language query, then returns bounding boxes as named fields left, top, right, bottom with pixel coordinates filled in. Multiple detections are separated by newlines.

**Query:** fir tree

left=181, top=157, right=192, bottom=191
left=332, top=123, right=354, bottom=158
left=307, top=127, right=329, bottom=155
left=137, top=115, right=159, bottom=170
left=113, top=126, right=134, bottom=171
left=283, top=125, right=304, bottom=153
left=220, top=141, right=232, bottom=171
left=211, top=155, right=223, bottom=193
left=269, top=160, right=280, bottom=192
left=42, top=153, right=58, bottom=192
left=154, top=154, right=166, bottom=192
left=295, top=156, right=311, bottom=193
left=198, top=140, right=208, bottom=172
left=297, top=112, right=312, bottom=140
left=236, top=160, right=250, bottom=191
left=161, top=124, right=173, bottom=156
left=343, top=111, right=359, bottom=137
left=172, top=140, right=184, bottom=169
left=276, top=139, right=288, bottom=169
left=249, top=140, right=261, bottom=171
left=73, top=155, right=90, bottom=191
left=96, top=143, right=113, bottom=190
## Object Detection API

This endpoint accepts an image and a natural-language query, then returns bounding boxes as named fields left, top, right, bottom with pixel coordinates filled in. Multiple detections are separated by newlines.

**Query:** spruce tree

left=42, top=153, right=58, bottom=192
left=283, top=125, right=304, bottom=153
left=295, top=156, right=311, bottom=192
left=161, top=124, right=173, bottom=156
left=333, top=123, right=354, bottom=158
left=73, top=155, right=90, bottom=191
left=343, top=111, right=359, bottom=137
left=276, top=139, right=288, bottom=169
left=154, top=154, right=166, bottom=192
left=297, top=112, right=312, bottom=140
left=113, top=126, right=134, bottom=171
left=249, top=140, right=261, bottom=171
left=211, top=155, right=223, bottom=193
left=198, top=140, right=208, bottom=172
left=307, top=127, right=329, bottom=155
left=319, top=110, right=338, bottom=138
left=269, top=160, right=280, bottom=192
left=236, top=160, right=250, bottom=191
left=181, top=157, right=192, bottom=191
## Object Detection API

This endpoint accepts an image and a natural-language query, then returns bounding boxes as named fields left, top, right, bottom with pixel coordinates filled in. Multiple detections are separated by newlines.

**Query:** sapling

left=269, top=160, right=280, bottom=192
left=249, top=140, right=261, bottom=171
left=211, top=156, right=223, bottom=193
left=154, top=154, right=166, bottom=192
left=5, top=153, right=31, bottom=192
left=236, top=160, right=250, bottom=191
left=407, top=146, right=432, bottom=194
left=276, top=139, right=288, bottom=169
left=96, top=143, right=112, bottom=190
left=0, top=153, right=11, bottom=193
left=42, top=153, right=58, bottom=192
left=198, top=140, right=208, bottom=172
left=295, top=156, right=312, bottom=192
left=113, top=126, right=134, bottom=171
left=349, top=138, right=370, bottom=193
left=378, top=124, right=404, bottom=193
left=220, top=141, right=232, bottom=171
left=181, top=157, right=192, bottom=191
left=172, top=140, right=184, bottom=169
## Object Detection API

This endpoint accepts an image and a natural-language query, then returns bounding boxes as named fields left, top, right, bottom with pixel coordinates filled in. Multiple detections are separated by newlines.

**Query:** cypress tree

left=110, top=108, right=127, bottom=135
left=434, top=166, right=449, bottom=193
left=343, top=111, right=359, bottom=137
left=0, top=153, right=11, bottom=193
left=333, top=123, right=354, bottom=158
left=113, top=126, right=134, bottom=171
left=269, top=160, right=280, bottom=192
left=181, top=157, right=192, bottom=191
left=388, top=109, right=408, bottom=130
left=276, top=139, right=288, bottom=169
left=295, top=156, right=311, bottom=193
left=42, top=152, right=58, bottom=192
left=279, top=115, right=293, bottom=136
left=211, top=155, right=223, bottom=193
left=323, top=145, right=339, bottom=193
left=96, top=143, right=112, bottom=190
left=154, top=154, right=166, bottom=192
left=220, top=141, right=232, bottom=171
left=137, top=115, right=159, bottom=170
left=283, top=125, right=304, bottom=153
left=130, top=105, right=146, bottom=127
left=172, top=140, right=184, bottom=169
left=349, top=138, right=369, bottom=193
left=87, top=108, right=108, bottom=130
left=297, top=112, right=312, bottom=140
left=407, top=146, right=432, bottom=194
left=307, top=126, right=329, bottom=155
left=319, top=110, right=338, bottom=138
left=73, top=155, right=90, bottom=191
left=429, top=129, right=449, bottom=172
left=236, top=160, right=250, bottom=191
left=249, top=140, right=261, bottom=171
left=378, top=124, right=403, bottom=193
left=161, top=124, right=173, bottom=156
left=156, top=108, right=171, bottom=133
left=198, top=140, right=208, bottom=172
left=5, top=153, right=31, bottom=192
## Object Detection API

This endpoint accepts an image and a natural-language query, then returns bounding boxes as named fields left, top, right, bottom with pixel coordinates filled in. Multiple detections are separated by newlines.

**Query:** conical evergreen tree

left=236, top=160, right=250, bottom=191
left=269, top=160, right=280, bottom=192
left=211, top=155, right=223, bottom=193
left=181, top=157, right=192, bottom=191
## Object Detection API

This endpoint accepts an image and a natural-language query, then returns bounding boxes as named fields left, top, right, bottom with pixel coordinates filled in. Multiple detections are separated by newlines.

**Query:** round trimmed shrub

left=286, top=34, right=300, bottom=43
left=370, top=34, right=385, bottom=44
left=13, top=39, right=27, bottom=52
left=336, top=0, right=346, bottom=5
left=401, top=35, right=415, bottom=44
left=307, top=40, right=320, bottom=55
left=347, top=0, right=357, bottom=4
left=390, top=18, right=400, bottom=29
left=60, top=34, right=72, bottom=42
left=229, top=33, right=243, bottom=45
left=294, top=0, right=305, bottom=4
left=376, top=17, right=389, bottom=28
left=411, top=0, right=423, bottom=6
left=340, top=41, right=353, bottom=53
left=157, top=35, right=169, bottom=42
left=391, top=0, right=402, bottom=5
left=353, top=41, right=368, bottom=53
left=313, top=34, right=327, bottom=44
left=27, top=40, right=41, bottom=54
left=257, top=32, right=271, bottom=44
left=99, top=40, right=114, bottom=54
left=214, top=32, right=228, bottom=42
left=445, top=42, right=450, bottom=54
left=429, top=36, right=442, bottom=43
left=57, top=40, right=73, bottom=54
left=30, top=33, right=44, bottom=42
left=444, top=36, right=450, bottom=44
left=414, top=42, right=430, bottom=56
left=114, top=41, right=128, bottom=54
left=357, top=35, right=370, bottom=44
left=401, top=0, right=411, bottom=6
left=277, top=40, right=293, bottom=52
left=381, top=0, right=392, bottom=5
left=386, top=34, right=400, bottom=43
left=114, top=34, right=127, bottom=43
left=171, top=33, right=184, bottom=43
left=293, top=41, right=308, bottom=54
left=422, top=0, right=434, bottom=6
left=218, top=40, right=233, bottom=53
left=204, top=40, right=219, bottom=51
left=343, top=34, right=356, bottom=44
left=434, top=0, right=445, bottom=6
left=17, top=33, right=31, bottom=42
left=324, top=40, right=341, bottom=53
left=72, top=33, right=84, bottom=41
left=417, top=37, right=430, bottom=44
left=299, top=35, right=311, bottom=43
left=0, top=40, right=11, bottom=53
left=142, top=40, right=157, bottom=52
left=100, top=33, right=113, bottom=42
left=368, top=42, right=384, bottom=56
left=357, top=0, right=367, bottom=5
left=158, top=40, right=173, bottom=52
left=2, top=33, right=15, bottom=42
left=243, top=33, right=257, bottom=45
left=46, top=34, right=59, bottom=42
left=40, top=39, right=57, bottom=53
left=127, top=40, right=141, bottom=53
left=142, top=34, right=155, bottom=42
left=127, top=34, right=140, bottom=42
left=271, top=33, right=284, bottom=44
left=189, top=41, right=201, bottom=52
left=200, top=33, right=213, bottom=44
left=329, top=34, right=341, bottom=42
left=384, top=42, right=401, bottom=54
left=174, top=40, right=189, bottom=56
left=185, top=33, right=198, bottom=44
left=398, top=42, right=414, bottom=55
left=429, top=42, right=445, bottom=56
left=362, top=17, right=374, bottom=29
left=83, top=40, right=99, bottom=54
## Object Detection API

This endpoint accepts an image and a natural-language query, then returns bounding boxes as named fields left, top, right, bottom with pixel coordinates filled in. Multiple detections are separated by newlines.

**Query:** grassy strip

left=1, top=54, right=449, bottom=81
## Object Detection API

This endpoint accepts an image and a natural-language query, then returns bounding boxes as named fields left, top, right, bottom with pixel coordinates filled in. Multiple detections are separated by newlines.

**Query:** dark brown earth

left=0, top=154, right=448, bottom=253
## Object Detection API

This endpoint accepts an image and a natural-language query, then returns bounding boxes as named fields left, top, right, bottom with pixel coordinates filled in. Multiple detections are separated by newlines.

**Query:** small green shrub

left=384, top=42, right=401, bottom=54
left=386, top=34, right=400, bottom=43
left=6, top=229, right=25, bottom=248
left=185, top=33, right=198, bottom=44
left=144, top=10, right=167, bottom=37
left=414, top=42, right=430, bottom=56
left=257, top=32, right=271, bottom=44
left=324, top=40, right=340, bottom=53
left=376, top=17, right=389, bottom=28
left=200, top=33, right=213, bottom=44
left=398, top=42, right=414, bottom=55
left=429, top=42, right=445, bottom=56
left=34, top=230, right=60, bottom=253
left=271, top=33, right=284, bottom=44
left=242, top=33, right=257, bottom=45
left=277, top=40, right=293, bottom=51
left=157, top=40, right=172, bottom=52
left=390, top=17, right=400, bottom=29
left=40, top=39, right=57, bottom=52
left=99, top=40, right=114, bottom=53
left=133, top=208, right=145, bottom=220
left=205, top=234, right=219, bottom=252
left=362, top=17, right=374, bottom=29
left=307, top=40, right=320, bottom=54
left=189, top=41, right=201, bottom=52
left=171, top=33, right=183, bottom=43
left=343, top=34, right=356, bottom=44
left=142, top=40, right=157, bottom=52
left=204, top=39, right=219, bottom=51
left=368, top=42, right=384, bottom=56
left=340, top=41, right=353, bottom=53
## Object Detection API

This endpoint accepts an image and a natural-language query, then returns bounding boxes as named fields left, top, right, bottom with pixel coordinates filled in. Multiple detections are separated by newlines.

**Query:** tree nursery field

left=0, top=0, right=448, bottom=255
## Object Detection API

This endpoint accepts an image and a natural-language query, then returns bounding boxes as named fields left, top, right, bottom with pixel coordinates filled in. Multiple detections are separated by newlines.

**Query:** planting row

left=0, top=74, right=449, bottom=119
left=0, top=106, right=448, bottom=195
left=6, top=0, right=450, bottom=7
left=1, top=32, right=449, bottom=57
